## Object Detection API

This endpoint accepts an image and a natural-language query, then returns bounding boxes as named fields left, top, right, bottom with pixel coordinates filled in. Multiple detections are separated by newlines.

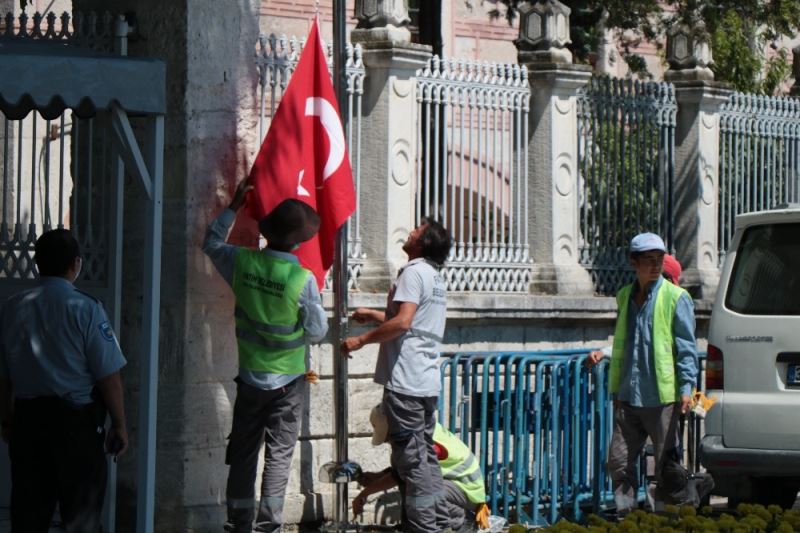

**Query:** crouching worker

left=203, top=178, right=328, bottom=533
left=353, top=403, right=490, bottom=532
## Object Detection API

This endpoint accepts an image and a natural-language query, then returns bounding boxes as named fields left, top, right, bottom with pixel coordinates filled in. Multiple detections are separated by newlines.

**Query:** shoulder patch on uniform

left=99, top=321, right=116, bottom=342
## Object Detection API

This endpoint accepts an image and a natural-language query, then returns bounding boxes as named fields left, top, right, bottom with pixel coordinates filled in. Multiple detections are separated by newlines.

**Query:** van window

left=725, top=222, right=800, bottom=315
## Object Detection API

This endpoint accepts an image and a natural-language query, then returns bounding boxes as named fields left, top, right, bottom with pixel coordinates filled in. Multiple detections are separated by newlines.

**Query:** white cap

left=369, top=403, right=389, bottom=446
left=630, top=232, right=666, bottom=253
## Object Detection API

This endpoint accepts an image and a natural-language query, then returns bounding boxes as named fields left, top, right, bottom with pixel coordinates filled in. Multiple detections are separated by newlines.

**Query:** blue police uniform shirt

left=0, top=276, right=126, bottom=406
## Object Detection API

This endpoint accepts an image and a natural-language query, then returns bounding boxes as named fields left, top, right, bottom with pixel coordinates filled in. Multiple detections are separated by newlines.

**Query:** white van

left=699, top=206, right=800, bottom=508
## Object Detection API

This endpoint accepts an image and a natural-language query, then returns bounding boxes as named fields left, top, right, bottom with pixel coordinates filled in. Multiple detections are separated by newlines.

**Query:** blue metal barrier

left=438, top=349, right=708, bottom=526
left=438, top=349, right=613, bottom=526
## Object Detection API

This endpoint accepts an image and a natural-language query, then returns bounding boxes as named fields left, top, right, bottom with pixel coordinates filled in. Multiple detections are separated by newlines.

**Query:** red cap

left=663, top=254, right=682, bottom=286
left=433, top=443, right=448, bottom=461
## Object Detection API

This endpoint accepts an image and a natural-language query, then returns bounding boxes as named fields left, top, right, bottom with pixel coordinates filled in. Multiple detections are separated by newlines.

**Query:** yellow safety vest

left=232, top=249, right=310, bottom=374
left=434, top=423, right=486, bottom=505
left=609, top=280, right=687, bottom=404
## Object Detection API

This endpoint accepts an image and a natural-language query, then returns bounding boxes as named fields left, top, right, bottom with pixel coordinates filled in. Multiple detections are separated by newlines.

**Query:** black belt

left=15, top=396, right=106, bottom=427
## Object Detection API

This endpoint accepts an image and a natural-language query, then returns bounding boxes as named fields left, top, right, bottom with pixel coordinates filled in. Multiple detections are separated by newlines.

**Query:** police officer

left=354, top=404, right=490, bottom=533
left=0, top=229, right=128, bottom=533
left=203, top=178, right=328, bottom=533
left=342, top=218, right=452, bottom=533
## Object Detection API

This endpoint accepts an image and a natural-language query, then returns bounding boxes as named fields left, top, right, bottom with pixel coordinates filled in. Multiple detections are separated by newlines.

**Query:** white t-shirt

left=373, top=258, right=447, bottom=397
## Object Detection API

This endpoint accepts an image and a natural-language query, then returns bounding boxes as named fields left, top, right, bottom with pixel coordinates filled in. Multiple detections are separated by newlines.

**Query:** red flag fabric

left=246, top=19, right=356, bottom=288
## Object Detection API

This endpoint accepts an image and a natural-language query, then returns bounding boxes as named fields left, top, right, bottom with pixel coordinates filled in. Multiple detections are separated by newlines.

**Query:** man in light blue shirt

left=587, top=232, right=699, bottom=516
left=341, top=219, right=452, bottom=533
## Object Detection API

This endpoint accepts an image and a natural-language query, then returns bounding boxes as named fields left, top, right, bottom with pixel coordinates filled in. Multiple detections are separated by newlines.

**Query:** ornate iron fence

left=255, top=33, right=365, bottom=290
left=415, top=57, right=532, bottom=292
left=577, top=77, right=677, bottom=295
left=0, top=11, right=122, bottom=286
left=1, top=10, right=118, bottom=52
left=718, top=92, right=800, bottom=261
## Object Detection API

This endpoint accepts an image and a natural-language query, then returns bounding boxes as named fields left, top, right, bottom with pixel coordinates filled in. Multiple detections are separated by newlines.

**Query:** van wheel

left=751, top=479, right=799, bottom=509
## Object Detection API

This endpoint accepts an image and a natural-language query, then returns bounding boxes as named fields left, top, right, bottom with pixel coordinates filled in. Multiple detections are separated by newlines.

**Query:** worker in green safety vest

left=203, top=178, right=329, bottom=533
left=586, top=232, right=699, bottom=517
left=353, top=403, right=490, bottom=532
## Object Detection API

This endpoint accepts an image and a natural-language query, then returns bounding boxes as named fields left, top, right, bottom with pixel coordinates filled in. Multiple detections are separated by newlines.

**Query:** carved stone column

left=353, top=0, right=412, bottom=45
left=790, top=45, right=800, bottom=97
left=666, top=24, right=731, bottom=299
left=352, top=0, right=432, bottom=291
left=517, top=0, right=595, bottom=295
left=664, top=23, right=714, bottom=83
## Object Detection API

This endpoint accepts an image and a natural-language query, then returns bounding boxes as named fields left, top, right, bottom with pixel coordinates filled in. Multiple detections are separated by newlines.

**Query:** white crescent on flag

left=304, top=97, right=346, bottom=182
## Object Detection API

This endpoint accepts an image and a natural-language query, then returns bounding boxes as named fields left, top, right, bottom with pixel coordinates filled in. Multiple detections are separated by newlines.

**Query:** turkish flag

left=246, top=19, right=356, bottom=288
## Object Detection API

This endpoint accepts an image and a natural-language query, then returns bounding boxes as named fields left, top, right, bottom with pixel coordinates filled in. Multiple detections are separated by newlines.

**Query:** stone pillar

left=666, top=25, right=731, bottom=300
left=351, top=0, right=432, bottom=291
left=516, top=0, right=594, bottom=295
left=790, top=45, right=800, bottom=97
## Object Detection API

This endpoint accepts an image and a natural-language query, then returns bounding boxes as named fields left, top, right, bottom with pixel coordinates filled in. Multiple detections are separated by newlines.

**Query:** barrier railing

left=415, top=57, right=532, bottom=292
left=577, top=77, right=677, bottom=295
left=718, top=92, right=800, bottom=262
left=439, top=349, right=707, bottom=526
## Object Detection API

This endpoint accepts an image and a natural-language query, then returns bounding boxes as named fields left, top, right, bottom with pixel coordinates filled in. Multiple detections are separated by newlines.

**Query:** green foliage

left=487, top=1, right=800, bottom=93
left=708, top=9, right=793, bottom=94
left=523, top=504, right=800, bottom=532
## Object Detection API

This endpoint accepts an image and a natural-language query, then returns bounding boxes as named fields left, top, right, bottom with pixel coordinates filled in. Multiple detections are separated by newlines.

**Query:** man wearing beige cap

left=586, top=232, right=699, bottom=516
left=203, top=178, right=328, bottom=533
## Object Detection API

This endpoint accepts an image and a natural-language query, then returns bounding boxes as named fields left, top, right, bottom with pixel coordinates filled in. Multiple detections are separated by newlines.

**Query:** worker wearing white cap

left=353, top=404, right=490, bottom=532
left=586, top=232, right=699, bottom=516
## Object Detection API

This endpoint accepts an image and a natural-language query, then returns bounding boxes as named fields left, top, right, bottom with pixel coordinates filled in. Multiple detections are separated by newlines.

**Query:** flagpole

left=331, top=1, right=351, bottom=531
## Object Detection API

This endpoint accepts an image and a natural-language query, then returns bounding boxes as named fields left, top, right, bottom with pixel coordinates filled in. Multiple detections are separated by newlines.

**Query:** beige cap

left=369, top=403, right=389, bottom=446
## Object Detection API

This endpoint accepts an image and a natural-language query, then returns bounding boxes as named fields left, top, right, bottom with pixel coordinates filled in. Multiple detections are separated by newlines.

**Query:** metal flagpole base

left=319, top=460, right=363, bottom=533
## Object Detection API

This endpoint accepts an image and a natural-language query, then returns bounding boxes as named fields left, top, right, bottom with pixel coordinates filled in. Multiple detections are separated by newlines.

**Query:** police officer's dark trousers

left=226, top=377, right=305, bottom=533
left=383, top=389, right=445, bottom=533
left=10, top=397, right=107, bottom=533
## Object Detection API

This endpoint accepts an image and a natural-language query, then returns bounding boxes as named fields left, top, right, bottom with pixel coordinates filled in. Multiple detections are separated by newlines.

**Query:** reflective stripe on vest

left=609, top=280, right=686, bottom=404
left=235, top=328, right=307, bottom=351
left=433, top=424, right=486, bottom=505
left=235, top=306, right=301, bottom=335
left=232, top=249, right=310, bottom=374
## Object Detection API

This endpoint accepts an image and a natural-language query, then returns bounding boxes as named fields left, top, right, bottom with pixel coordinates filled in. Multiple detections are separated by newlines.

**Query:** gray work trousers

left=607, top=402, right=680, bottom=514
left=383, top=389, right=445, bottom=533
left=439, top=480, right=472, bottom=530
left=226, top=377, right=305, bottom=533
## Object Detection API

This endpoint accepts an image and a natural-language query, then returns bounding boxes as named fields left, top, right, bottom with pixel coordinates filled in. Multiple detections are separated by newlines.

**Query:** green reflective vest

left=232, top=248, right=310, bottom=374
left=609, top=280, right=687, bottom=404
left=434, top=423, right=486, bottom=505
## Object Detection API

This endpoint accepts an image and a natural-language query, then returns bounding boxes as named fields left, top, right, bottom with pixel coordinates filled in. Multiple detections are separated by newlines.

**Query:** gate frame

left=0, top=12, right=165, bottom=533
